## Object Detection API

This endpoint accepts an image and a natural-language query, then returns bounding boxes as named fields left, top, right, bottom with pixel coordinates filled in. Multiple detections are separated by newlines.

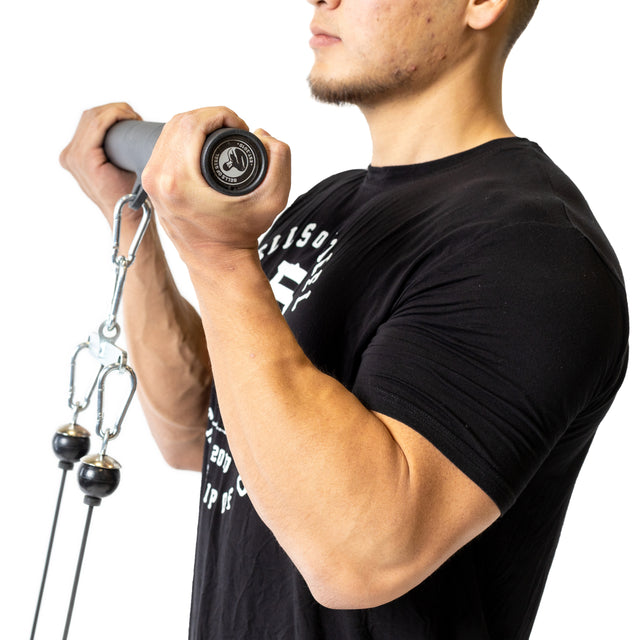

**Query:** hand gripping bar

left=104, top=120, right=268, bottom=209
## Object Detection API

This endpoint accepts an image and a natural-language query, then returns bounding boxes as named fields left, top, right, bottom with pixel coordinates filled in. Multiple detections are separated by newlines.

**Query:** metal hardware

left=32, top=192, right=152, bottom=640
left=105, top=194, right=152, bottom=332
left=95, top=362, right=137, bottom=443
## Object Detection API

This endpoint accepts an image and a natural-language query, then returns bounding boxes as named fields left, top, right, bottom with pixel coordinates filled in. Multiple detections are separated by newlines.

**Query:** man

left=60, top=0, right=628, bottom=637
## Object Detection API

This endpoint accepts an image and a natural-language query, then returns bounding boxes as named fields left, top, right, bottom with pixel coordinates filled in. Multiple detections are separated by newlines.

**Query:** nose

left=306, top=0, right=340, bottom=7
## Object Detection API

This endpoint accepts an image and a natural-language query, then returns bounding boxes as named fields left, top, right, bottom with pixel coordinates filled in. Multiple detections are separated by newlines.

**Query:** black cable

left=30, top=464, right=70, bottom=640
left=62, top=498, right=100, bottom=640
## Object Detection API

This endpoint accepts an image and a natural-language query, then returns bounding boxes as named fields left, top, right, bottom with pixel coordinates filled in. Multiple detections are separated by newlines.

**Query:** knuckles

left=167, top=111, right=201, bottom=138
left=141, top=164, right=188, bottom=208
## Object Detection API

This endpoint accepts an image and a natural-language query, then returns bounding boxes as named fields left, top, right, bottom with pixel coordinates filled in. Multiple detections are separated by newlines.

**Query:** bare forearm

left=188, top=250, right=417, bottom=603
left=123, top=220, right=211, bottom=470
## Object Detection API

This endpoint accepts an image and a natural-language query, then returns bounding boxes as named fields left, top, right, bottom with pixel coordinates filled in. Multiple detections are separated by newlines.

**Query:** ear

left=465, top=0, right=512, bottom=31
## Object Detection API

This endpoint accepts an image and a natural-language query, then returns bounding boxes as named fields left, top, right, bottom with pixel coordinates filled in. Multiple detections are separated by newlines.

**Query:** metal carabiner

left=105, top=194, right=153, bottom=332
left=111, top=193, right=153, bottom=267
left=68, top=342, right=104, bottom=421
left=94, top=362, right=137, bottom=444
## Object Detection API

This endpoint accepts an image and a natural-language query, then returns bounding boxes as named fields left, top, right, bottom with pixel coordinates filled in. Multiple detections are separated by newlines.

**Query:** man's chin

left=307, top=71, right=411, bottom=108
left=308, top=75, right=358, bottom=106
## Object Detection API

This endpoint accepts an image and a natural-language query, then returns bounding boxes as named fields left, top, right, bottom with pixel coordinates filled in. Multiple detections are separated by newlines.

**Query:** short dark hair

left=505, top=0, right=539, bottom=53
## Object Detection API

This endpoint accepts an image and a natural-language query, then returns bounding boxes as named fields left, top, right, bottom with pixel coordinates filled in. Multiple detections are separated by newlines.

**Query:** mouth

left=309, top=24, right=341, bottom=49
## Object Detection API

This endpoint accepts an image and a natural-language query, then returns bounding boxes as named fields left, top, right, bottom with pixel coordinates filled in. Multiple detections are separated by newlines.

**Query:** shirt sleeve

left=351, top=221, right=628, bottom=512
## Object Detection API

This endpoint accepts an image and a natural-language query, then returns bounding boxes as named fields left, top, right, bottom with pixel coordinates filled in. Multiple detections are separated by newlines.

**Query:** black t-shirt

left=188, top=138, right=628, bottom=639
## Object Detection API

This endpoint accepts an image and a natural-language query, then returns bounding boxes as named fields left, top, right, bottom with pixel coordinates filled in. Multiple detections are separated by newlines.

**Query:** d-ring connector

left=95, top=363, right=138, bottom=444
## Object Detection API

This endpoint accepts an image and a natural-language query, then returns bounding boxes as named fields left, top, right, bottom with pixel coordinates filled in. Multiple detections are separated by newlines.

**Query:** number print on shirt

left=204, top=405, right=251, bottom=514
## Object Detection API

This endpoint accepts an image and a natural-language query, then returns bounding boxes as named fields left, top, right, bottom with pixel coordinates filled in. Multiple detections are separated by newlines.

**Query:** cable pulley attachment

left=31, top=194, right=152, bottom=640
left=35, top=109, right=265, bottom=639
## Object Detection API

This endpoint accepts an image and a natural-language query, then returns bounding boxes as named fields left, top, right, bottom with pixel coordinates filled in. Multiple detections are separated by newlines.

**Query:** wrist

left=185, top=243, right=262, bottom=284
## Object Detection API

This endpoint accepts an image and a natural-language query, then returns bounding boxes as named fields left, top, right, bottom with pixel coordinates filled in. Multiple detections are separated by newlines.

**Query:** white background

left=1, top=1, right=638, bottom=638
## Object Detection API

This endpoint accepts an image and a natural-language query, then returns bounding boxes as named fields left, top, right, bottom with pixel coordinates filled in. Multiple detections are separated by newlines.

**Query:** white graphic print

left=202, top=444, right=249, bottom=515
left=205, top=220, right=340, bottom=517
left=207, top=407, right=226, bottom=435
left=204, top=415, right=245, bottom=514
left=269, top=261, right=308, bottom=312
left=290, top=238, right=338, bottom=312
left=260, top=220, right=339, bottom=314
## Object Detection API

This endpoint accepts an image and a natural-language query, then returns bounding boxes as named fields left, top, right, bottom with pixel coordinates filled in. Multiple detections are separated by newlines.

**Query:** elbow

left=140, top=411, right=205, bottom=471
left=306, top=581, right=389, bottom=611
left=160, top=442, right=204, bottom=471
left=306, top=573, right=420, bottom=611
left=152, top=428, right=205, bottom=471
left=300, top=553, right=435, bottom=610
left=163, top=451, right=201, bottom=472
left=137, top=388, right=208, bottom=472
left=277, top=517, right=439, bottom=610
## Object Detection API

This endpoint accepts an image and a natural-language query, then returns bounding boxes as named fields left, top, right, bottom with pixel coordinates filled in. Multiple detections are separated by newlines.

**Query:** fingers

left=252, top=128, right=292, bottom=213
left=161, top=106, right=250, bottom=171
left=60, top=102, right=141, bottom=172
left=167, top=106, right=249, bottom=136
left=60, top=102, right=142, bottom=218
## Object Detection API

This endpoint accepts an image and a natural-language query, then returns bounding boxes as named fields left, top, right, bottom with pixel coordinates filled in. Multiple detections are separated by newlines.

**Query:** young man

left=60, top=0, right=628, bottom=638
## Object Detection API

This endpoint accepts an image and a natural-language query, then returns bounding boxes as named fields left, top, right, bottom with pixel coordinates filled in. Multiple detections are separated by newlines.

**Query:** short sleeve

left=351, top=222, right=628, bottom=512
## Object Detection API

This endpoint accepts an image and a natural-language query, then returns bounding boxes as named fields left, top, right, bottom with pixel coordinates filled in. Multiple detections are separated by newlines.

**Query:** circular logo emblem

left=212, top=138, right=257, bottom=189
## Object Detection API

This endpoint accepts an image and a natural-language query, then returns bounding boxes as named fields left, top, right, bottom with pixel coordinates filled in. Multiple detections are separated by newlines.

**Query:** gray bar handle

left=104, top=120, right=268, bottom=209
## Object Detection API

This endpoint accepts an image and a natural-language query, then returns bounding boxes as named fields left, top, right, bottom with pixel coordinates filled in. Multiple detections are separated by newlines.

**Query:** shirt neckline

left=364, top=137, right=536, bottom=187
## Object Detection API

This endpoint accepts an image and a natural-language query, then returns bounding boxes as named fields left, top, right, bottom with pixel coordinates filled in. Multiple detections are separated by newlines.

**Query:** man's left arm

left=142, top=108, right=500, bottom=610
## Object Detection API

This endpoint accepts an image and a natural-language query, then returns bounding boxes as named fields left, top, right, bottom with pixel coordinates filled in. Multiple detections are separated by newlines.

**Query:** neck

left=361, top=57, right=513, bottom=167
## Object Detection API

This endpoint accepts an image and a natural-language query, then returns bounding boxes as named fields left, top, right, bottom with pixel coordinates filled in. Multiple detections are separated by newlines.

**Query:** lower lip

left=310, top=34, right=341, bottom=48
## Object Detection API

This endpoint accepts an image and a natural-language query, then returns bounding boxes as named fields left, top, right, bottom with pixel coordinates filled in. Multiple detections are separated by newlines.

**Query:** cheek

left=347, top=1, right=451, bottom=75
left=373, top=6, right=445, bottom=65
